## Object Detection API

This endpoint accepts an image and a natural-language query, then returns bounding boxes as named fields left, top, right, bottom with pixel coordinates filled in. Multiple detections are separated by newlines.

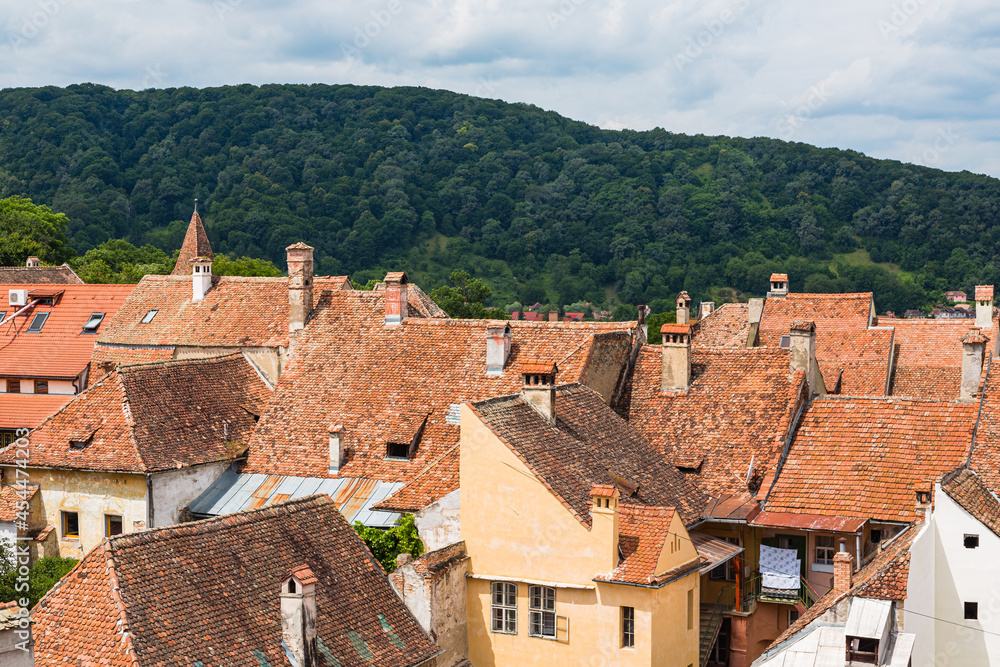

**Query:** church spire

left=171, top=203, right=214, bottom=276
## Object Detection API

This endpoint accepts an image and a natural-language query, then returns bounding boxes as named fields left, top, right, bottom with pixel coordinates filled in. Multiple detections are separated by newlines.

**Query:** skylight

left=141, top=310, right=158, bottom=323
left=26, top=312, right=48, bottom=332
left=82, top=312, right=105, bottom=334
left=779, top=335, right=790, bottom=348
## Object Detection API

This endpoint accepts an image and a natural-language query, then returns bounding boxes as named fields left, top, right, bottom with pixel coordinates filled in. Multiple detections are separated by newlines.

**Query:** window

left=141, top=310, right=158, bottom=324
left=6, top=379, right=20, bottom=394
left=528, top=586, right=556, bottom=638
left=779, top=335, right=791, bottom=348
left=815, top=535, right=836, bottom=565
left=61, top=511, right=80, bottom=539
left=710, top=536, right=741, bottom=580
left=870, top=529, right=883, bottom=543
left=0, top=432, right=14, bottom=448
left=621, top=606, right=635, bottom=648
left=0, top=312, right=6, bottom=322
left=26, top=312, right=48, bottom=332
left=965, top=534, right=980, bottom=549
left=491, top=582, right=517, bottom=634
left=34, top=380, right=48, bottom=395
left=966, top=602, right=979, bottom=620
left=105, top=514, right=123, bottom=537
left=385, top=442, right=409, bottom=460
left=81, top=312, right=105, bottom=334
left=788, top=608, right=800, bottom=625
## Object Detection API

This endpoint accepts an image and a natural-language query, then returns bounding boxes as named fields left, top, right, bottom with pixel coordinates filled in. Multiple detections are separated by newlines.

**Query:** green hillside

left=1, top=82, right=998, bottom=313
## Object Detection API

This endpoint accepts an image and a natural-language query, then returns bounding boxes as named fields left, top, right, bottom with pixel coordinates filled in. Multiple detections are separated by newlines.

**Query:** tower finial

left=194, top=198, right=199, bottom=214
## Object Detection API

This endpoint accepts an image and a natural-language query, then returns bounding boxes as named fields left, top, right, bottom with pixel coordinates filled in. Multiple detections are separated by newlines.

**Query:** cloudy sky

left=3, top=0, right=998, bottom=176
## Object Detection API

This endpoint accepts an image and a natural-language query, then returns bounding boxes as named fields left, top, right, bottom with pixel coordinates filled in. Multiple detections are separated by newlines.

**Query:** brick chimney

left=522, top=362, right=558, bottom=425
left=699, top=302, right=715, bottom=319
left=975, top=285, right=994, bottom=330
left=287, top=243, right=315, bottom=333
left=590, top=484, right=620, bottom=573
left=660, top=324, right=692, bottom=391
left=281, top=565, right=319, bottom=667
left=384, top=272, right=408, bottom=326
left=961, top=328, right=988, bottom=401
left=833, top=539, right=853, bottom=594
left=25, top=256, right=40, bottom=268
left=191, top=256, right=213, bottom=302
left=789, top=321, right=819, bottom=395
left=328, top=424, right=344, bottom=474
left=486, top=322, right=512, bottom=376
left=768, top=273, right=789, bottom=298
left=675, top=292, right=692, bottom=325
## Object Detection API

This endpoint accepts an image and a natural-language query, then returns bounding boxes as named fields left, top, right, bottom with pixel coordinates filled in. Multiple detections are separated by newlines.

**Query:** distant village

left=1, top=210, right=999, bottom=666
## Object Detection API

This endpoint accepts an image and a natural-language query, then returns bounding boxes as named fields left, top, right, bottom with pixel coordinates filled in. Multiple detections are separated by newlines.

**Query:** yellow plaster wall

left=29, top=468, right=147, bottom=559
left=656, top=512, right=699, bottom=574
left=650, top=571, right=701, bottom=667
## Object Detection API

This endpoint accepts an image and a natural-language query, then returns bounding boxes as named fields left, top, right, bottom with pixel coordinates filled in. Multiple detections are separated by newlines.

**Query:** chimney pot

left=281, top=566, right=319, bottom=667
left=486, top=322, right=512, bottom=376
left=191, top=256, right=213, bottom=302
left=521, top=362, right=558, bottom=425
left=384, top=272, right=408, bottom=326
left=675, top=292, right=692, bottom=325
left=833, top=545, right=853, bottom=594
left=660, top=324, right=692, bottom=391
left=287, top=243, right=315, bottom=333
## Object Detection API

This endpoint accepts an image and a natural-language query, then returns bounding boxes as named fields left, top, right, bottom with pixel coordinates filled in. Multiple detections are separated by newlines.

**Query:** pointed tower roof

left=171, top=205, right=214, bottom=276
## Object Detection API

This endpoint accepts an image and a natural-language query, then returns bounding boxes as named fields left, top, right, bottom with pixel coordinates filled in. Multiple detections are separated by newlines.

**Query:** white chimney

left=961, top=328, right=988, bottom=401
left=768, top=273, right=789, bottom=298
left=328, top=425, right=344, bottom=474
left=522, top=362, right=558, bottom=426
left=699, top=302, right=716, bottom=319
left=25, top=256, right=40, bottom=268
left=384, top=272, right=408, bottom=326
left=287, top=243, right=315, bottom=333
left=675, top=292, right=692, bottom=325
left=191, top=256, right=213, bottom=302
left=486, top=322, right=512, bottom=375
left=281, top=566, right=318, bottom=667
left=975, top=285, right=994, bottom=330
left=660, top=324, right=692, bottom=391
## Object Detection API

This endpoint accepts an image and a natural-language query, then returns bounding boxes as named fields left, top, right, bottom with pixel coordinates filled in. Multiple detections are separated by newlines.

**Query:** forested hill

left=2, top=82, right=999, bottom=314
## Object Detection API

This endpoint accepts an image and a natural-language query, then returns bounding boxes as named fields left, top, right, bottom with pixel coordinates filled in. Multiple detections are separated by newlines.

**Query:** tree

left=71, top=239, right=173, bottom=283
left=352, top=514, right=423, bottom=572
left=0, top=538, right=78, bottom=609
left=0, top=196, right=73, bottom=266
left=429, top=270, right=508, bottom=319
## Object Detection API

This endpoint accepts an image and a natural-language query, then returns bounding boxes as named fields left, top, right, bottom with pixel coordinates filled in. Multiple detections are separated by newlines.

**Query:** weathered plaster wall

left=905, top=521, right=935, bottom=664
left=415, top=489, right=461, bottom=553
left=0, top=628, right=33, bottom=667
left=150, top=461, right=234, bottom=528
left=24, top=468, right=147, bottom=559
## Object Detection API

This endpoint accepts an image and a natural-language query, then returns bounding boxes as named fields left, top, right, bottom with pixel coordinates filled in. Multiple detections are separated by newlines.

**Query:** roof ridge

left=116, top=372, right=149, bottom=473
left=102, top=542, right=143, bottom=666
left=117, top=351, right=245, bottom=374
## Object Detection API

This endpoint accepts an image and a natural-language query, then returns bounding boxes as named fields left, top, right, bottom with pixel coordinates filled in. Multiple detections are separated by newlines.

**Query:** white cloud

left=0, top=0, right=998, bottom=175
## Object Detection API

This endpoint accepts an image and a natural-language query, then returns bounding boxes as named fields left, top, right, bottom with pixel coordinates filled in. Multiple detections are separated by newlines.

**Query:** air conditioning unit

left=8, top=290, right=27, bottom=307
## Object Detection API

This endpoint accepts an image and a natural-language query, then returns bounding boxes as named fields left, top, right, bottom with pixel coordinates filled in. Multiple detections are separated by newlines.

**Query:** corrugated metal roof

left=690, top=531, right=744, bottom=574
left=187, top=468, right=403, bottom=527
left=845, top=597, right=891, bottom=640
left=751, top=510, right=866, bottom=533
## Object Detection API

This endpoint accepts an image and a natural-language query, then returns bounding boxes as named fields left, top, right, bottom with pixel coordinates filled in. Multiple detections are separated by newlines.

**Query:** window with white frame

left=815, top=535, right=836, bottom=565
left=529, top=585, right=556, bottom=638
left=622, top=606, right=635, bottom=648
left=491, top=582, right=517, bottom=634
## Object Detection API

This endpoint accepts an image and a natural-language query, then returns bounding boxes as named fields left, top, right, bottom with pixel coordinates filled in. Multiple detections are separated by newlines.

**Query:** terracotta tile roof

left=96, top=275, right=350, bottom=349
left=882, top=318, right=992, bottom=399
left=0, top=393, right=74, bottom=430
left=770, top=525, right=918, bottom=648
left=941, top=467, right=1000, bottom=538
left=659, top=323, right=691, bottom=335
left=0, top=600, right=25, bottom=631
left=170, top=210, right=214, bottom=276
left=691, top=303, right=750, bottom=349
left=31, top=495, right=439, bottom=666
left=0, top=264, right=83, bottom=284
left=470, top=384, right=707, bottom=526
left=373, top=444, right=459, bottom=512
left=244, top=287, right=635, bottom=495
left=0, top=482, right=38, bottom=521
left=764, top=396, right=976, bottom=523
left=815, top=329, right=894, bottom=396
left=594, top=505, right=701, bottom=585
left=0, top=354, right=271, bottom=473
left=977, top=285, right=994, bottom=301
left=759, top=292, right=873, bottom=335
left=622, top=346, right=808, bottom=500
left=770, top=273, right=788, bottom=282
left=0, top=283, right=135, bottom=379
left=91, top=344, right=175, bottom=375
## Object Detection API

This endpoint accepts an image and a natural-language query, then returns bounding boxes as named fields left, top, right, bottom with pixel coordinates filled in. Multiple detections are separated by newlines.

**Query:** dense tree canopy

left=2, top=83, right=1000, bottom=313
left=0, top=196, right=73, bottom=266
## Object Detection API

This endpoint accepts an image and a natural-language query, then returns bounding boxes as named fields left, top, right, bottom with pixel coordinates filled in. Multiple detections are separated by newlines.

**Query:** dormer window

left=779, top=335, right=790, bottom=348
left=386, top=442, right=410, bottom=460
left=26, top=312, right=48, bottom=332
left=82, top=312, right=105, bottom=334
left=141, top=310, right=158, bottom=324
left=916, top=490, right=931, bottom=504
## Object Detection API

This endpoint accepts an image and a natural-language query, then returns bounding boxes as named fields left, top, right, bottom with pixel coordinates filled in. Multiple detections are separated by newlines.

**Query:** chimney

left=915, top=481, right=933, bottom=522
left=191, top=256, right=213, bottom=302
left=699, top=302, right=715, bottom=319
left=25, top=256, right=40, bottom=268
left=590, top=484, right=620, bottom=573
left=638, top=304, right=650, bottom=340
left=833, top=539, right=853, bottom=594
left=975, top=285, right=994, bottom=330
left=287, top=243, right=315, bottom=333
left=281, top=566, right=319, bottom=667
left=328, top=425, right=344, bottom=474
left=660, top=324, right=692, bottom=391
left=768, top=273, right=789, bottom=298
left=384, top=272, right=408, bottom=326
left=746, top=297, right=765, bottom=347
left=961, top=328, right=988, bottom=401
left=789, top=321, right=819, bottom=395
left=522, top=362, right=558, bottom=426
left=675, top=292, right=692, bottom=325
left=486, top=322, right=512, bottom=376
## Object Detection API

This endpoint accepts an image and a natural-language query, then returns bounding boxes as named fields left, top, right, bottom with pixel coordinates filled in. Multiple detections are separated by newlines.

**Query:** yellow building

left=461, top=369, right=740, bottom=667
